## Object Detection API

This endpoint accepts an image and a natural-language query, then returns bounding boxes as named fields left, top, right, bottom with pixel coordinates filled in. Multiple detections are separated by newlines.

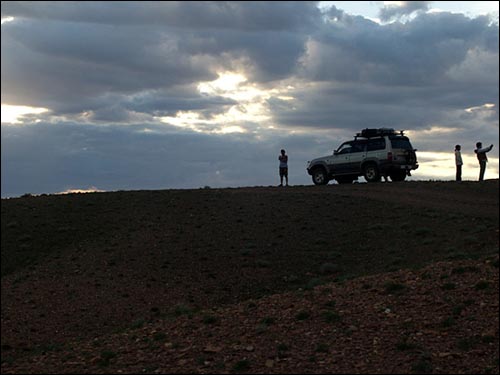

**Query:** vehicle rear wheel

left=390, top=171, right=407, bottom=182
left=312, top=168, right=328, bottom=185
left=363, top=164, right=381, bottom=182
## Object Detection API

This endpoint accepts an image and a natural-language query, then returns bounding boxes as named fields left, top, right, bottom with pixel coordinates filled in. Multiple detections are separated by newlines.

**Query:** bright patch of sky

left=1, top=104, right=49, bottom=124
left=320, top=1, right=499, bottom=23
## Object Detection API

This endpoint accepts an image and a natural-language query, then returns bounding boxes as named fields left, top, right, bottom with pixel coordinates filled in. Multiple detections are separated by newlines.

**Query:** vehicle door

left=347, top=140, right=367, bottom=173
left=328, top=142, right=353, bottom=174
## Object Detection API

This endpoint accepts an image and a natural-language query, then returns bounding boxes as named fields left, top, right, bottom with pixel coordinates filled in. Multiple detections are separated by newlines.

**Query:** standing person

left=454, top=145, right=463, bottom=181
left=278, top=149, right=288, bottom=187
left=474, top=142, right=494, bottom=181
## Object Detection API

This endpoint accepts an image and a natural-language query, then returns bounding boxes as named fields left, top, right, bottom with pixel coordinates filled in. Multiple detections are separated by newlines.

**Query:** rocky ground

left=1, top=180, right=499, bottom=373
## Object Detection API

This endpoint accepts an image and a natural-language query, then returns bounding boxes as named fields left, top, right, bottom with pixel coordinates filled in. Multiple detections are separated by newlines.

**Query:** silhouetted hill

left=2, top=180, right=498, bottom=373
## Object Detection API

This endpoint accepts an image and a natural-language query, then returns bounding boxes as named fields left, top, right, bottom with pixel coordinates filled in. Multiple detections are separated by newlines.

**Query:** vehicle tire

left=390, top=171, right=407, bottom=182
left=312, top=168, right=328, bottom=185
left=363, top=164, right=381, bottom=182
left=336, top=176, right=354, bottom=184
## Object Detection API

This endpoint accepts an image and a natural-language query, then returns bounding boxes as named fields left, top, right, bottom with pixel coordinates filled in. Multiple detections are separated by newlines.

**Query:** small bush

left=173, top=304, right=193, bottom=317
left=457, top=337, right=479, bottom=351
left=304, top=277, right=323, bottom=290
left=441, top=316, right=456, bottom=328
left=202, top=315, right=218, bottom=324
left=295, top=311, right=310, bottom=321
left=320, top=263, right=339, bottom=275
left=315, top=343, right=329, bottom=353
left=261, top=317, right=274, bottom=326
left=232, top=360, right=250, bottom=372
left=396, top=339, right=417, bottom=351
left=411, top=359, right=432, bottom=373
left=442, top=282, right=456, bottom=290
left=475, top=280, right=490, bottom=290
left=98, top=350, right=117, bottom=367
left=384, top=281, right=406, bottom=294
left=322, top=310, right=341, bottom=323
left=131, top=319, right=145, bottom=329
left=277, top=343, right=289, bottom=352
left=414, top=227, right=432, bottom=236
left=153, top=332, right=167, bottom=342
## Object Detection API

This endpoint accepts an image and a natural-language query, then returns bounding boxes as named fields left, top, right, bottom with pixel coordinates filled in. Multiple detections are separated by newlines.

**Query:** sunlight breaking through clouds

left=1, top=104, right=49, bottom=124
left=157, top=72, right=295, bottom=134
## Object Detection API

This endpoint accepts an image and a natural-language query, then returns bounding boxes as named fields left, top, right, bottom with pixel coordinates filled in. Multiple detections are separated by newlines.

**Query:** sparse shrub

left=452, top=304, right=465, bottom=317
left=315, top=343, right=329, bottom=353
left=304, top=277, right=323, bottom=290
left=442, top=282, right=456, bottom=290
left=295, top=310, right=310, bottom=321
left=320, top=263, right=339, bottom=275
left=261, top=317, right=274, bottom=326
left=256, top=259, right=271, bottom=268
left=203, top=314, right=218, bottom=324
left=98, top=350, right=117, bottom=367
left=464, top=235, right=478, bottom=244
left=384, top=281, right=406, bottom=294
left=173, top=304, right=193, bottom=317
left=396, top=339, right=417, bottom=351
left=411, top=359, right=432, bottom=373
left=322, top=310, right=341, bottom=323
left=326, top=251, right=342, bottom=260
left=475, top=280, right=490, bottom=290
left=131, top=318, right=145, bottom=329
left=441, top=316, right=456, bottom=328
left=457, top=337, right=479, bottom=351
left=232, top=360, right=250, bottom=372
left=324, top=300, right=336, bottom=308
left=482, top=335, right=495, bottom=343
left=277, top=343, right=289, bottom=352
left=414, top=227, right=432, bottom=236
left=153, top=332, right=167, bottom=342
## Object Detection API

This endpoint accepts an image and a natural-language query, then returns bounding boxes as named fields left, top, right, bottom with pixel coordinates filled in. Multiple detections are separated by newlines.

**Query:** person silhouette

left=474, top=142, right=493, bottom=181
left=454, top=145, right=462, bottom=181
left=278, top=149, right=288, bottom=187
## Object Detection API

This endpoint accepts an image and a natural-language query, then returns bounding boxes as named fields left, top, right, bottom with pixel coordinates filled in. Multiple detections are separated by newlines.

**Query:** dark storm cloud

left=1, top=1, right=320, bottom=115
left=1, top=1, right=320, bottom=31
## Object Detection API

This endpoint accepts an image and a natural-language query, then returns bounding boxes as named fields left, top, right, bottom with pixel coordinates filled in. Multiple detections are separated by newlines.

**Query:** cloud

left=1, top=2, right=498, bottom=196
left=379, top=1, right=431, bottom=22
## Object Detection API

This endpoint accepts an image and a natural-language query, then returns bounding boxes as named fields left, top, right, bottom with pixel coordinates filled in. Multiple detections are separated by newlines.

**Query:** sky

left=1, top=1, right=499, bottom=197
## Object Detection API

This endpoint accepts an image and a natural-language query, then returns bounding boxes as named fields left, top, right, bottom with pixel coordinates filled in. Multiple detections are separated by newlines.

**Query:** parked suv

left=307, top=128, right=418, bottom=184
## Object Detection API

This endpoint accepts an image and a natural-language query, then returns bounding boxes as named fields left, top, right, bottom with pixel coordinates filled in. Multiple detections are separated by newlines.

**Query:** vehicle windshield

left=390, top=136, right=413, bottom=150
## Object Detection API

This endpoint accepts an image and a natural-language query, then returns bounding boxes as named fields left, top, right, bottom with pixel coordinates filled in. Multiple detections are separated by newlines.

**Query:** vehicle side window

left=351, top=141, right=366, bottom=153
left=337, top=143, right=352, bottom=154
left=367, top=138, right=386, bottom=151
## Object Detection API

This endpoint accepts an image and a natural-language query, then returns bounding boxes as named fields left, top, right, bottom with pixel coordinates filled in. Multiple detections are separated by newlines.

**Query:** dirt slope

left=1, top=180, right=499, bottom=373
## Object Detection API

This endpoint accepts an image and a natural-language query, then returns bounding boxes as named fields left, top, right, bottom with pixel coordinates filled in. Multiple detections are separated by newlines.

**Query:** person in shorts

left=279, top=149, right=288, bottom=187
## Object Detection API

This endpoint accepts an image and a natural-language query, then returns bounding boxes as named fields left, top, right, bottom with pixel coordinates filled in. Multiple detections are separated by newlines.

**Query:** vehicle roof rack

left=355, top=128, right=405, bottom=139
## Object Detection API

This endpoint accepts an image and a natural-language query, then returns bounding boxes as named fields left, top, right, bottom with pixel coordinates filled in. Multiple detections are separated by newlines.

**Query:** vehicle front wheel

left=363, top=164, right=381, bottom=182
left=312, top=168, right=328, bottom=185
